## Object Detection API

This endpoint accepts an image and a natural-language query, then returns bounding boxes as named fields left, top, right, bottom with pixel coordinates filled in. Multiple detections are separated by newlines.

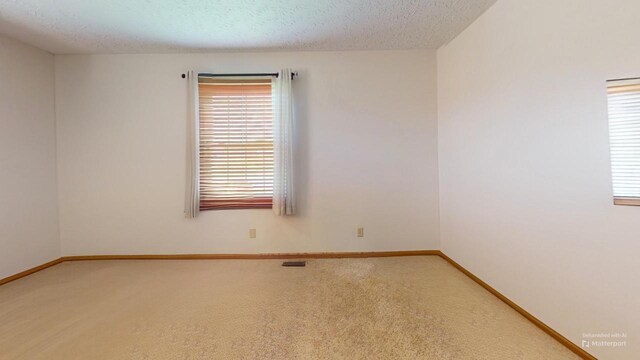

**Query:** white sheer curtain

left=272, top=69, right=295, bottom=216
left=185, top=70, right=200, bottom=218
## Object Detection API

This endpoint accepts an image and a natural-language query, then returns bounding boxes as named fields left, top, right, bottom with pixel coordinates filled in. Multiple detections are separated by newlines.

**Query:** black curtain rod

left=181, top=72, right=297, bottom=79
left=607, top=76, right=640, bottom=82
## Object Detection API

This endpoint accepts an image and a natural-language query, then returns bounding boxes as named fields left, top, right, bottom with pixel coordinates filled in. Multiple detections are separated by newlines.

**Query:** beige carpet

left=0, top=256, right=578, bottom=359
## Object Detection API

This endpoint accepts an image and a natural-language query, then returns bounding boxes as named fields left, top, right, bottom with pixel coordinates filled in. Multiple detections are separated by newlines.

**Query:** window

left=607, top=78, right=640, bottom=206
left=198, top=77, right=273, bottom=210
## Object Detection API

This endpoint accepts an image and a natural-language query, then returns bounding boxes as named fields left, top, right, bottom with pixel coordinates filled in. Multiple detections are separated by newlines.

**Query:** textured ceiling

left=0, top=0, right=497, bottom=54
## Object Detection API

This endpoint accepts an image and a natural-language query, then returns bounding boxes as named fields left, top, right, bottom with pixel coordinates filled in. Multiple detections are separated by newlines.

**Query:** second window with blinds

left=607, top=78, right=640, bottom=206
left=198, top=77, right=273, bottom=210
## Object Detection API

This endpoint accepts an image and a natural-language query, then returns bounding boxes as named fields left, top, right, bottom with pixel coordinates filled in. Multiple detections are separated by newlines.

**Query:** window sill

left=200, top=205, right=272, bottom=211
left=613, top=197, right=640, bottom=206
left=200, top=199, right=273, bottom=211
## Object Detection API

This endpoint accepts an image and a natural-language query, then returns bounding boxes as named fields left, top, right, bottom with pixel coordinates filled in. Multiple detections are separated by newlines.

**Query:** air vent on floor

left=282, top=261, right=306, bottom=267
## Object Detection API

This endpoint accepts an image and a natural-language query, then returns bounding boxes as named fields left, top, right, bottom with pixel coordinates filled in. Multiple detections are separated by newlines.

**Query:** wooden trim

left=61, top=250, right=440, bottom=261
left=0, top=258, right=64, bottom=286
left=613, top=197, right=640, bottom=206
left=0, top=252, right=437, bottom=287
left=437, top=251, right=597, bottom=360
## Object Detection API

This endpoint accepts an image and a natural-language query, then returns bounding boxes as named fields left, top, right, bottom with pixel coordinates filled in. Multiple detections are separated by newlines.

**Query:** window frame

left=607, top=77, right=640, bottom=206
left=197, top=76, right=275, bottom=211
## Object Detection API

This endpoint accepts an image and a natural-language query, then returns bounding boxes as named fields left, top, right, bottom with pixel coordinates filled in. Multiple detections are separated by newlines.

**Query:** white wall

left=55, top=50, right=440, bottom=255
left=437, top=0, right=640, bottom=358
left=0, top=35, right=59, bottom=279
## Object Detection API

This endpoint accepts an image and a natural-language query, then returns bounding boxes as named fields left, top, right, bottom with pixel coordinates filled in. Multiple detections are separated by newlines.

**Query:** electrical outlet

left=357, top=227, right=364, bottom=237
left=249, top=229, right=256, bottom=239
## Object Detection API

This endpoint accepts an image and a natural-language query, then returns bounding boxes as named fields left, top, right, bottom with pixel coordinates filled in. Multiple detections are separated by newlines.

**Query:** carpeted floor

left=0, top=256, right=579, bottom=359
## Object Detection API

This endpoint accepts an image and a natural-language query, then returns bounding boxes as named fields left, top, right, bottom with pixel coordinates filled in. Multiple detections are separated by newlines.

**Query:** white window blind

left=607, top=78, right=640, bottom=206
left=198, top=77, right=273, bottom=210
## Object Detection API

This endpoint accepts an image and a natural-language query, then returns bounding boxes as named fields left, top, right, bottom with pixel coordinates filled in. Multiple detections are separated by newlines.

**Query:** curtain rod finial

left=181, top=73, right=186, bottom=79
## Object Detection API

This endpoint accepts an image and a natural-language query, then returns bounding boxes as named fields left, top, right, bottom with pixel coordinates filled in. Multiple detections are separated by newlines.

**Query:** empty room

left=0, top=0, right=637, bottom=359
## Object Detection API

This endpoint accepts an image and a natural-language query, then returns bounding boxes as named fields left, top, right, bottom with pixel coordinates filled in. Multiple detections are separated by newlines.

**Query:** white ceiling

left=0, top=0, right=497, bottom=54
